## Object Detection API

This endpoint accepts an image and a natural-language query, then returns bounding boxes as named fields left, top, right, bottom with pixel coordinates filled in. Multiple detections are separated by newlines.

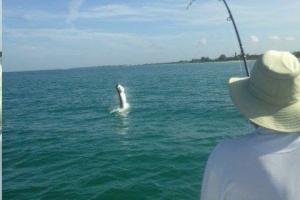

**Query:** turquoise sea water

left=4, top=62, right=254, bottom=200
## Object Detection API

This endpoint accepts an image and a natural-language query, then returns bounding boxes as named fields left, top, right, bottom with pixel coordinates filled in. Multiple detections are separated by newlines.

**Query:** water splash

left=110, top=105, right=130, bottom=135
left=110, top=105, right=130, bottom=117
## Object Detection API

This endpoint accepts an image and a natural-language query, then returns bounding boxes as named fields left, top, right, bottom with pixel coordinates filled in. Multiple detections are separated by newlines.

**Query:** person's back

left=201, top=128, right=300, bottom=200
left=201, top=51, right=300, bottom=200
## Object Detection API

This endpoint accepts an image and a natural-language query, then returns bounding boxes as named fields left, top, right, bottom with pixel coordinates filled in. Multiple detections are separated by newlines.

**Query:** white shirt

left=201, top=128, right=300, bottom=200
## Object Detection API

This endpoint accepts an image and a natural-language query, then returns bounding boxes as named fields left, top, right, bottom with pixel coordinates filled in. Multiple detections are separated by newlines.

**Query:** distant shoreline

left=4, top=59, right=256, bottom=73
left=150, top=58, right=256, bottom=65
left=162, top=51, right=300, bottom=65
left=4, top=52, right=300, bottom=73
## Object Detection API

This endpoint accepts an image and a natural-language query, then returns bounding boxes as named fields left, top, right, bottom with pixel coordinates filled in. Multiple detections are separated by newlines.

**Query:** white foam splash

left=110, top=105, right=130, bottom=116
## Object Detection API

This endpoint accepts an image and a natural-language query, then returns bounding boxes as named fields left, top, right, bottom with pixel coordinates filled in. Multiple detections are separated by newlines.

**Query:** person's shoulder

left=208, top=131, right=257, bottom=165
left=216, top=132, right=255, bottom=151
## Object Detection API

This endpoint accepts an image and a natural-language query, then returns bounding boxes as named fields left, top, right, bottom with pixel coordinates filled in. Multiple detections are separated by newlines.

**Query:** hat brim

left=229, top=77, right=300, bottom=133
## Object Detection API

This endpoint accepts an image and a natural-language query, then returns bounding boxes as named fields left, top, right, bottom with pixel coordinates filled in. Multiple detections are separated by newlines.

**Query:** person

left=201, top=50, right=300, bottom=200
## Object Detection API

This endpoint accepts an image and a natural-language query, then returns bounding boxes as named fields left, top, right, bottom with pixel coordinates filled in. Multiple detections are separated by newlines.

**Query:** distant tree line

left=168, top=51, right=300, bottom=64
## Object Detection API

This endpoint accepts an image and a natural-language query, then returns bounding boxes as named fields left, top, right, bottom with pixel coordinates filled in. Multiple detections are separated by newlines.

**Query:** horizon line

left=4, top=51, right=300, bottom=73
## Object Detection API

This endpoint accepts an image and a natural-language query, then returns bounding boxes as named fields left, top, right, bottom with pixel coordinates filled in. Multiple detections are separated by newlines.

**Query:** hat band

left=247, top=81, right=297, bottom=106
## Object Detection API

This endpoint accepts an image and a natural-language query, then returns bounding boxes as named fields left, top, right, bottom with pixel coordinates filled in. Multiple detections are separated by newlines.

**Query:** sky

left=3, top=0, right=300, bottom=71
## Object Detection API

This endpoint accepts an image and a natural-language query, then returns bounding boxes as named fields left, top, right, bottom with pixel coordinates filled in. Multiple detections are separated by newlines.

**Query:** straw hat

left=229, top=50, right=300, bottom=132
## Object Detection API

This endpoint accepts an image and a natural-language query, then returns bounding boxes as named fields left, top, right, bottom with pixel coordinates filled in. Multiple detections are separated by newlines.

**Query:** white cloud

left=269, top=36, right=296, bottom=41
left=250, top=35, right=259, bottom=43
left=90, top=4, right=140, bottom=17
left=285, top=36, right=295, bottom=41
left=199, top=37, right=207, bottom=45
left=4, top=27, right=187, bottom=51
left=4, top=27, right=203, bottom=69
left=65, top=1, right=228, bottom=25
left=68, top=0, right=300, bottom=27
left=24, top=11, right=64, bottom=21
left=66, top=0, right=86, bottom=24
left=6, top=0, right=300, bottom=28
left=269, top=35, right=280, bottom=40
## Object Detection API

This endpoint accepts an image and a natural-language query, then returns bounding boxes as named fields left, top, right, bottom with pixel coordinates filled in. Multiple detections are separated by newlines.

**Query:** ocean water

left=3, top=62, right=254, bottom=200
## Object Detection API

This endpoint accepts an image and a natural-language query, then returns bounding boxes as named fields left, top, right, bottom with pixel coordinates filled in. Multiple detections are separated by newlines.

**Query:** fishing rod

left=187, top=0, right=250, bottom=76
left=220, top=0, right=249, bottom=76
